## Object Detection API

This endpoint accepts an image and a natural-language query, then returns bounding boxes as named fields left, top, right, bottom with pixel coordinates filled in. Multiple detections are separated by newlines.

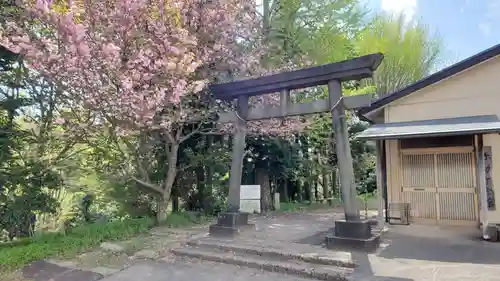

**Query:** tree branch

left=132, top=176, right=163, bottom=194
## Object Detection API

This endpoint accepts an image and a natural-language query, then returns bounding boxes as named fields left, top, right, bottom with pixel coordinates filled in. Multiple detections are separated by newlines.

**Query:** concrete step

left=185, top=239, right=355, bottom=268
left=171, top=245, right=354, bottom=281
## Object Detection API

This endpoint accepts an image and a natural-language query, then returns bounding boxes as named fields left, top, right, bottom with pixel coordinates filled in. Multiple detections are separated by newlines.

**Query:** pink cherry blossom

left=1, top=0, right=308, bottom=139
left=1, top=0, right=262, bottom=132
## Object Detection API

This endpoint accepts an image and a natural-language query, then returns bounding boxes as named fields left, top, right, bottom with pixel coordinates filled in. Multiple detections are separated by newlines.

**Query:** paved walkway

left=99, top=260, right=315, bottom=281
left=173, top=211, right=500, bottom=281
left=362, top=224, right=500, bottom=280
left=20, top=210, right=500, bottom=281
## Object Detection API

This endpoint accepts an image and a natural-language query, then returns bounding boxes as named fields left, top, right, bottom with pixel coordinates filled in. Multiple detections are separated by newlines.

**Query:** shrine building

left=357, top=43, right=500, bottom=236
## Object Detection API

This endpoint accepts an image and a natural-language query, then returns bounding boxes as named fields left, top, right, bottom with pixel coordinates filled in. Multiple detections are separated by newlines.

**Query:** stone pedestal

left=274, top=193, right=280, bottom=210
left=325, top=219, right=381, bottom=252
left=484, top=224, right=500, bottom=241
left=209, top=211, right=254, bottom=237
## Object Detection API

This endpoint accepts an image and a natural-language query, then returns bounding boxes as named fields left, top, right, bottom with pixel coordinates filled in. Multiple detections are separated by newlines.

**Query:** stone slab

left=325, top=232, right=381, bottom=252
left=240, top=199, right=260, bottom=214
left=56, top=269, right=103, bottom=281
left=22, top=260, right=70, bottom=281
left=21, top=260, right=103, bottom=281
left=209, top=224, right=240, bottom=237
left=217, top=212, right=251, bottom=227
left=236, top=212, right=250, bottom=226
left=334, top=219, right=372, bottom=239
left=99, top=260, right=321, bottom=281
left=134, top=249, right=160, bottom=259
left=274, top=193, right=280, bottom=210
left=186, top=238, right=356, bottom=268
left=240, top=185, right=261, bottom=200
left=171, top=247, right=353, bottom=280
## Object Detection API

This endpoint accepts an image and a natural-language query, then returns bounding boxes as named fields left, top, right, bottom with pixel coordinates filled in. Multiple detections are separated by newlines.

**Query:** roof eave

left=359, top=43, right=500, bottom=115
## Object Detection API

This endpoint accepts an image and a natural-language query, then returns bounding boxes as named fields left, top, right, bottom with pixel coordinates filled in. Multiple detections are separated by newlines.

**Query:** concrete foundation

left=325, top=219, right=381, bottom=252
left=209, top=211, right=254, bottom=237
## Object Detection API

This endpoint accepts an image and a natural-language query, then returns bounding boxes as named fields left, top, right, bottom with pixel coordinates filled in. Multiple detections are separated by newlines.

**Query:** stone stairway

left=171, top=237, right=357, bottom=281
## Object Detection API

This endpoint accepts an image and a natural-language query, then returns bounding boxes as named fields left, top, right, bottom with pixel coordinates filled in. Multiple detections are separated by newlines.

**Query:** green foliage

left=157, top=211, right=213, bottom=228
left=262, top=0, right=365, bottom=66
left=0, top=217, right=155, bottom=272
left=355, top=14, right=443, bottom=95
left=0, top=0, right=448, bottom=272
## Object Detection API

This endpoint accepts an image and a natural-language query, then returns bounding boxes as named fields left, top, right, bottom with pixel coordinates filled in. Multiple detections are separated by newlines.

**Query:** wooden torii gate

left=208, top=53, right=384, bottom=250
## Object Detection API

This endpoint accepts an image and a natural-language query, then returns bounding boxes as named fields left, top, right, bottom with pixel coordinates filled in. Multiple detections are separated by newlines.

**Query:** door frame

left=399, top=146, right=479, bottom=226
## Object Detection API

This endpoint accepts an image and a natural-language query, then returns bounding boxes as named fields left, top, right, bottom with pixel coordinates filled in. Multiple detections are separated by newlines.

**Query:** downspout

left=382, top=140, right=389, bottom=223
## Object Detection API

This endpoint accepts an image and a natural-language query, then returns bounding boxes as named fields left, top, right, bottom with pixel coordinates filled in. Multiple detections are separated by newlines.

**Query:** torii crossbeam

left=208, top=53, right=384, bottom=251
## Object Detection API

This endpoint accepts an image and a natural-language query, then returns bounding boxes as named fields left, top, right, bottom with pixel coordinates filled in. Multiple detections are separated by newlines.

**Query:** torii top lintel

left=209, top=53, right=383, bottom=100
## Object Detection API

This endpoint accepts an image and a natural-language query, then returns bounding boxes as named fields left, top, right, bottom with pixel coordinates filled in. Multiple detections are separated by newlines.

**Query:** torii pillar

left=208, top=53, right=384, bottom=252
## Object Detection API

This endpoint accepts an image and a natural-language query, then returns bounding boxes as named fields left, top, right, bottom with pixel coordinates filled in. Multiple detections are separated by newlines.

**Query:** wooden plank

left=218, top=94, right=373, bottom=123
left=210, top=53, right=383, bottom=100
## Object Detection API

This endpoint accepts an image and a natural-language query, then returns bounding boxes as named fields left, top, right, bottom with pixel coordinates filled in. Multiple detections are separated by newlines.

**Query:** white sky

left=380, top=0, right=417, bottom=22
left=255, top=0, right=418, bottom=23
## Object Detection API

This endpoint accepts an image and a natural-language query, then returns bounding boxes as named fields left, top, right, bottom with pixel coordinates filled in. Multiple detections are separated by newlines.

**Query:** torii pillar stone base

left=323, top=80, right=381, bottom=252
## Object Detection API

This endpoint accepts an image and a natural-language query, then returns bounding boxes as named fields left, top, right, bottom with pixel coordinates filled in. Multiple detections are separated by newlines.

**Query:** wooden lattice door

left=400, top=147, right=478, bottom=224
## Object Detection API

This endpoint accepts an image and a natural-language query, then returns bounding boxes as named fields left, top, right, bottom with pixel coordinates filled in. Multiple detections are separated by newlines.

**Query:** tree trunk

left=172, top=195, right=179, bottom=212
left=314, top=180, right=319, bottom=202
left=204, top=135, right=214, bottom=214
left=256, top=168, right=272, bottom=213
left=322, top=169, right=330, bottom=204
left=157, top=143, right=179, bottom=223
left=332, top=168, right=337, bottom=198
left=283, top=179, right=289, bottom=202
left=195, top=166, right=205, bottom=210
left=156, top=195, right=168, bottom=223
left=295, top=181, right=303, bottom=202
left=304, top=181, right=313, bottom=204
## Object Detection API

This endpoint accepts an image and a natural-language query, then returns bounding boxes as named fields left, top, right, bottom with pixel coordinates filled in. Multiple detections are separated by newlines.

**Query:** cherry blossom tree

left=1, top=0, right=262, bottom=222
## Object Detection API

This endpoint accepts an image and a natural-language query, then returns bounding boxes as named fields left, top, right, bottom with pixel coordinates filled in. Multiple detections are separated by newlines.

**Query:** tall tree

left=261, top=0, right=365, bottom=67
left=355, top=14, right=443, bottom=96
left=1, top=0, right=261, bottom=222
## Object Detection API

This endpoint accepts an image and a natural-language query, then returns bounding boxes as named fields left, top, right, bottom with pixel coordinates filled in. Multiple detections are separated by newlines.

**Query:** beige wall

left=382, top=55, right=500, bottom=224
left=384, top=55, right=500, bottom=123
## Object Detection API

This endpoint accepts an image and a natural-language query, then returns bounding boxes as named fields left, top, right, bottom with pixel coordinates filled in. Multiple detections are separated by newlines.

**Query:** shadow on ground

left=352, top=253, right=414, bottom=281
left=294, top=226, right=415, bottom=280
left=377, top=233, right=500, bottom=265
left=21, top=260, right=102, bottom=281
left=294, top=227, right=334, bottom=245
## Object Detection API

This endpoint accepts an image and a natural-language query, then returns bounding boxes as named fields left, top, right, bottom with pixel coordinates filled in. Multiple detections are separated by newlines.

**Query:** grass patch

left=159, top=211, right=214, bottom=228
left=0, top=217, right=155, bottom=273
left=0, top=211, right=214, bottom=274
left=0, top=238, right=33, bottom=250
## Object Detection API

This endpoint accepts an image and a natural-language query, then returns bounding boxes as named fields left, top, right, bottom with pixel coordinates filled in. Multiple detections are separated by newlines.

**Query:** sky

left=367, top=0, right=500, bottom=68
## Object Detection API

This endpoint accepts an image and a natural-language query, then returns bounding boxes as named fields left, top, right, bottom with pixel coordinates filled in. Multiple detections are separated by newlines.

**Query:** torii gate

left=208, top=53, right=384, bottom=251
